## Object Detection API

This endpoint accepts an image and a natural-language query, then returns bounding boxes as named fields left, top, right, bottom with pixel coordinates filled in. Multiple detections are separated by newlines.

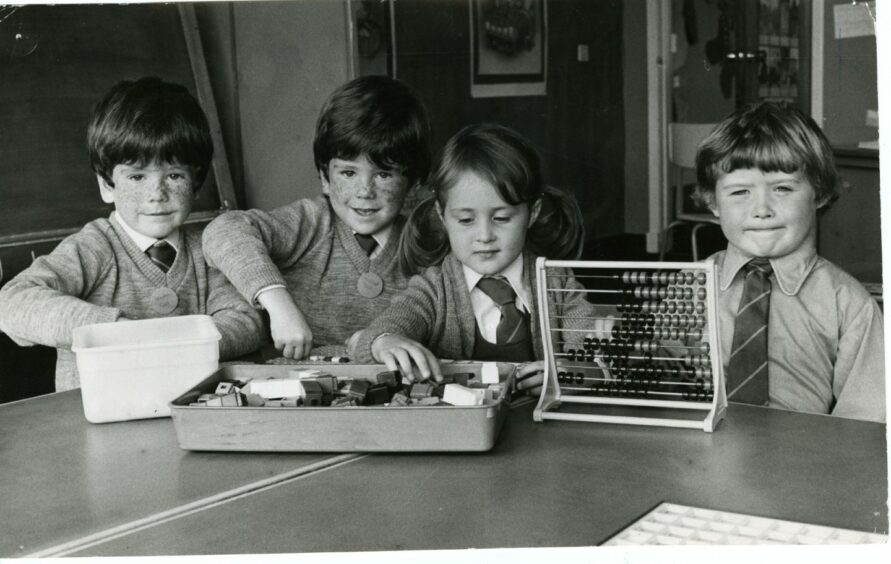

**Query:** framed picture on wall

left=346, top=0, right=396, bottom=78
left=469, top=0, right=548, bottom=98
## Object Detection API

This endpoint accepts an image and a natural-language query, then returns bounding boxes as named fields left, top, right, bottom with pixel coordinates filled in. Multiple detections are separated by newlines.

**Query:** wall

left=233, top=0, right=351, bottom=210
left=393, top=0, right=626, bottom=244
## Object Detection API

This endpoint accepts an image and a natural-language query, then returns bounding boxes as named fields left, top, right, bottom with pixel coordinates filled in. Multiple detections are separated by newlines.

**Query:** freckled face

left=438, top=171, right=539, bottom=276
left=710, top=168, right=822, bottom=259
left=99, top=161, right=197, bottom=239
left=321, top=154, right=411, bottom=235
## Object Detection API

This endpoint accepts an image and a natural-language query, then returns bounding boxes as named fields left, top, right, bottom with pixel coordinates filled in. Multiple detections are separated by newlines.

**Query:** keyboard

left=602, top=502, right=888, bottom=545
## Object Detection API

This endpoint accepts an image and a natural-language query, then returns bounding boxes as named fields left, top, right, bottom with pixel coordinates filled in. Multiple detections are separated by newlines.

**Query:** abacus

left=533, top=258, right=726, bottom=431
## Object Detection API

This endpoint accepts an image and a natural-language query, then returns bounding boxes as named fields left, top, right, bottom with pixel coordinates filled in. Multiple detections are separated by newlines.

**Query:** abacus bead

left=622, top=271, right=632, bottom=284
left=683, top=287, right=694, bottom=299
left=697, top=288, right=707, bottom=300
left=696, top=272, right=707, bottom=284
left=670, top=328, right=679, bottom=340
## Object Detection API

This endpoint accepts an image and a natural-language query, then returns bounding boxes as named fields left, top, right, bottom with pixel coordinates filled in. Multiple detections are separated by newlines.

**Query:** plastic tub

left=72, top=315, right=221, bottom=423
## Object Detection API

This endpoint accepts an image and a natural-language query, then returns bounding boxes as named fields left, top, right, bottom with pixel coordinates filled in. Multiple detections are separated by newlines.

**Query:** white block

left=442, top=384, right=485, bottom=406
left=481, top=362, right=500, bottom=384
left=245, top=378, right=307, bottom=399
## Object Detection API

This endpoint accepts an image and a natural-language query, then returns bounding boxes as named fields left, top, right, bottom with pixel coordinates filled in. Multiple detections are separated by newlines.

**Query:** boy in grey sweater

left=202, top=76, right=431, bottom=359
left=0, top=77, right=264, bottom=391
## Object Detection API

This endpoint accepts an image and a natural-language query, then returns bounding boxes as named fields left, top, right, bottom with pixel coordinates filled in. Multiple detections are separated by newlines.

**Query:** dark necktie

left=726, top=258, right=773, bottom=405
left=354, top=233, right=378, bottom=256
left=146, top=240, right=176, bottom=273
left=476, top=276, right=527, bottom=344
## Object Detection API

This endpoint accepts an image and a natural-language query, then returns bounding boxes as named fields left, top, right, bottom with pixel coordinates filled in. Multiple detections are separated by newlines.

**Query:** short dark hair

left=313, top=75, right=431, bottom=186
left=694, top=101, right=840, bottom=208
left=87, top=77, right=214, bottom=187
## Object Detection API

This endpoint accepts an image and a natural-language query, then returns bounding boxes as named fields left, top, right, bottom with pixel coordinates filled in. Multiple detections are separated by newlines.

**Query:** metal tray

left=169, top=362, right=516, bottom=452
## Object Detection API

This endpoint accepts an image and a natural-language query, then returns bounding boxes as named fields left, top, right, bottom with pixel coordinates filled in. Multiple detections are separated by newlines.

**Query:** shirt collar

left=112, top=211, right=181, bottom=253
left=720, top=241, right=819, bottom=296
left=352, top=225, right=391, bottom=250
left=463, top=253, right=531, bottom=310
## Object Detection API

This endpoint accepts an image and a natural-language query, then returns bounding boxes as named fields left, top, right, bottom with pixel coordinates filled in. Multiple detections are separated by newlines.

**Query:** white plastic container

left=72, top=315, right=221, bottom=423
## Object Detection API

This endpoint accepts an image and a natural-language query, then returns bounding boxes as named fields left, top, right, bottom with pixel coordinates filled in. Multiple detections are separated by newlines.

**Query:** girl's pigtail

left=527, top=185, right=585, bottom=260
left=398, top=193, right=450, bottom=275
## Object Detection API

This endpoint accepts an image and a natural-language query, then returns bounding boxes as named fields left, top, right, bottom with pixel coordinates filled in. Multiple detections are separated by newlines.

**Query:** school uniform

left=348, top=251, right=597, bottom=362
left=714, top=243, right=885, bottom=422
left=201, top=196, right=410, bottom=350
left=0, top=213, right=264, bottom=391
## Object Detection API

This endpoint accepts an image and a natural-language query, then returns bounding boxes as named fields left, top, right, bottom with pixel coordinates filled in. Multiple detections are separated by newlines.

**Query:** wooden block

left=375, top=370, right=402, bottom=390
left=300, top=380, right=324, bottom=406
left=481, top=362, right=500, bottom=384
left=388, top=392, right=411, bottom=406
left=219, top=392, right=245, bottom=407
left=364, top=383, right=390, bottom=405
left=244, top=378, right=306, bottom=399
left=214, top=382, right=236, bottom=395
left=197, top=393, right=219, bottom=403
left=330, top=397, right=359, bottom=407
left=244, top=393, right=266, bottom=407
left=201, top=396, right=224, bottom=407
left=442, top=384, right=485, bottom=406
left=342, top=380, right=369, bottom=401
left=416, top=397, right=442, bottom=406
left=409, top=382, right=436, bottom=399
left=279, top=397, right=301, bottom=407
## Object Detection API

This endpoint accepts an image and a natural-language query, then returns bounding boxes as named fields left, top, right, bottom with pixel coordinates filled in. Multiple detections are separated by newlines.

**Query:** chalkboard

left=0, top=3, right=233, bottom=246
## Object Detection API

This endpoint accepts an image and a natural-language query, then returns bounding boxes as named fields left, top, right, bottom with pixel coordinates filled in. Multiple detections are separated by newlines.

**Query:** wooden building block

left=442, top=384, right=485, bottom=406
left=481, top=363, right=500, bottom=384
left=364, top=383, right=390, bottom=405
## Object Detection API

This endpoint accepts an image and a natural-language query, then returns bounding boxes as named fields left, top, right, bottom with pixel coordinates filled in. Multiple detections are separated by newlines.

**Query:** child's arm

left=370, top=333, right=442, bottom=383
left=348, top=272, right=445, bottom=381
left=256, top=287, right=313, bottom=359
left=0, top=233, right=118, bottom=348
left=831, top=298, right=885, bottom=423
left=202, top=199, right=327, bottom=358
left=205, top=266, right=266, bottom=360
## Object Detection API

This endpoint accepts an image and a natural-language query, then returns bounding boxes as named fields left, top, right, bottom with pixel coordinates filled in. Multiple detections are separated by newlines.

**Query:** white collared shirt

left=112, top=211, right=181, bottom=254
left=352, top=225, right=392, bottom=260
left=463, top=253, right=533, bottom=343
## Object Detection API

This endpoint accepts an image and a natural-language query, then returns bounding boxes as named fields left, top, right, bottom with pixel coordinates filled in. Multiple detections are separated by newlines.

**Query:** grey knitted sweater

left=348, top=251, right=597, bottom=362
left=0, top=215, right=264, bottom=391
left=202, top=196, right=409, bottom=348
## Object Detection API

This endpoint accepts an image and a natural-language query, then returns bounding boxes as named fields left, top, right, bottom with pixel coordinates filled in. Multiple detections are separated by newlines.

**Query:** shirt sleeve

left=831, top=297, right=886, bottom=423
left=201, top=199, right=327, bottom=304
left=0, top=232, right=120, bottom=348
left=204, top=266, right=267, bottom=360
left=347, top=273, right=440, bottom=363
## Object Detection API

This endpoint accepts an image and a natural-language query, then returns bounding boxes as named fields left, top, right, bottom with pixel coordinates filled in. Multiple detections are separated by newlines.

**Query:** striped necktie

left=146, top=240, right=176, bottom=273
left=354, top=233, right=378, bottom=256
left=726, top=257, right=773, bottom=405
left=476, top=276, right=527, bottom=344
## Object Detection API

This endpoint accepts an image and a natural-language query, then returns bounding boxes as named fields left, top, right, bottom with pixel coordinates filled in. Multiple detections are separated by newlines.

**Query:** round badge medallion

left=357, top=272, right=383, bottom=298
left=150, top=287, right=179, bottom=314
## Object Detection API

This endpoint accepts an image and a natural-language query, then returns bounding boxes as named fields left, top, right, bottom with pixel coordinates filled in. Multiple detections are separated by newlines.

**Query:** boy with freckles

left=694, top=102, right=884, bottom=422
left=0, top=77, right=264, bottom=391
left=202, top=76, right=431, bottom=359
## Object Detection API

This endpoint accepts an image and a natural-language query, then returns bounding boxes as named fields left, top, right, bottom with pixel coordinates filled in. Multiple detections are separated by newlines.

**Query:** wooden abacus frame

left=533, top=258, right=727, bottom=432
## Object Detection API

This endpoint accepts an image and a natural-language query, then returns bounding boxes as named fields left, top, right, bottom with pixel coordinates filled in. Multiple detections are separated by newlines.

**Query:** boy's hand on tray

left=371, top=333, right=442, bottom=383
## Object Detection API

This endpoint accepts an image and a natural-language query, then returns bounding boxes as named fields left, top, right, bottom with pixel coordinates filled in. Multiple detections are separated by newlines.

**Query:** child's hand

left=371, top=333, right=442, bottom=383
left=516, top=360, right=546, bottom=396
left=515, top=359, right=571, bottom=396
left=258, top=288, right=313, bottom=359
